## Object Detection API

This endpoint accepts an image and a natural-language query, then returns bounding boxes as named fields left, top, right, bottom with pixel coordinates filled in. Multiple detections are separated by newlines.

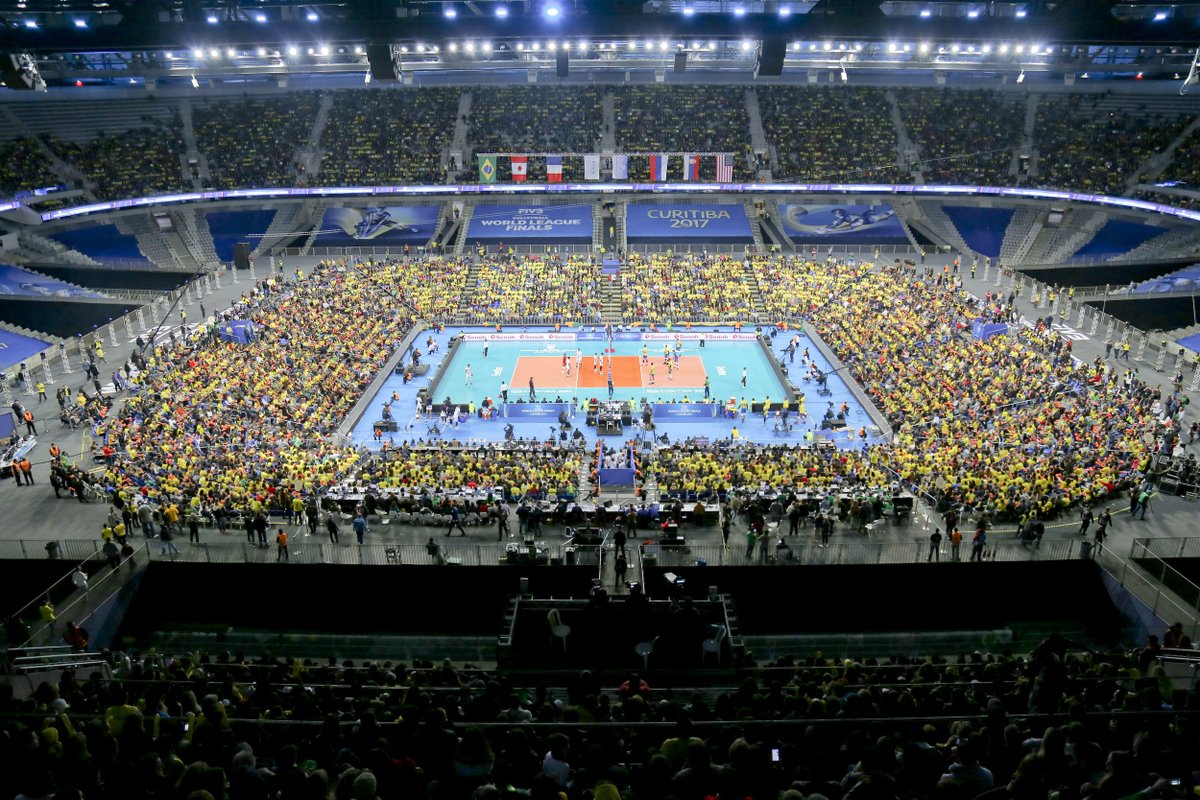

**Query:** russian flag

left=649, top=154, right=670, bottom=181
left=682, top=154, right=700, bottom=181
left=546, top=155, right=563, bottom=183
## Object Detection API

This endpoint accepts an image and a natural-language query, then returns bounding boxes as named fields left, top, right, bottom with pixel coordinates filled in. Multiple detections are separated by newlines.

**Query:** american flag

left=715, top=153, right=733, bottom=183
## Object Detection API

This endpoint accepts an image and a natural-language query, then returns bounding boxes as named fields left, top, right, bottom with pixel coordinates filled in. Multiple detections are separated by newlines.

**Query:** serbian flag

left=649, top=154, right=670, bottom=181
left=682, top=154, right=700, bottom=181
left=511, top=155, right=528, bottom=182
left=546, top=155, right=563, bottom=183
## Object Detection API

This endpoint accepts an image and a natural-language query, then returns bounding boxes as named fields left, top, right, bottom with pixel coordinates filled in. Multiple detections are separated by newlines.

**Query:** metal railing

left=641, top=538, right=1081, bottom=568
left=1128, top=538, right=1200, bottom=614
left=22, top=543, right=148, bottom=648
left=141, top=539, right=603, bottom=567
left=1098, top=547, right=1200, bottom=643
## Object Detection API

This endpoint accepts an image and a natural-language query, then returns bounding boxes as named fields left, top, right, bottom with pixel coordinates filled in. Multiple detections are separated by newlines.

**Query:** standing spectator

left=71, top=566, right=88, bottom=594
left=446, top=502, right=467, bottom=537
left=159, top=526, right=179, bottom=556
left=353, top=514, right=368, bottom=545
left=970, top=525, right=987, bottom=562
left=276, top=529, right=289, bottom=561
left=949, top=527, right=962, bottom=560
left=928, top=529, right=943, bottom=562
left=614, top=553, right=628, bottom=586
left=326, top=514, right=340, bottom=544
left=1078, top=506, right=1093, bottom=537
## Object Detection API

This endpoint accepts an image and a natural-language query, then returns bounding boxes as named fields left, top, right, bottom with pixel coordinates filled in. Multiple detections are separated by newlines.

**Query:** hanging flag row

left=477, top=153, right=736, bottom=183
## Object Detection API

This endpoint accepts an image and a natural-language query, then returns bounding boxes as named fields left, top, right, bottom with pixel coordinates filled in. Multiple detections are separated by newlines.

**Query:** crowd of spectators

left=47, top=113, right=185, bottom=201
left=3, top=639, right=1197, bottom=800
left=462, top=254, right=604, bottom=324
left=792, top=259, right=1167, bottom=518
left=751, top=255, right=874, bottom=322
left=1157, top=126, right=1200, bottom=190
left=349, top=445, right=583, bottom=500
left=621, top=252, right=756, bottom=323
left=468, top=87, right=604, bottom=183
left=93, top=257, right=466, bottom=519
left=759, top=87, right=908, bottom=183
left=895, top=89, right=1024, bottom=186
left=317, top=89, right=459, bottom=186
left=1032, top=95, right=1191, bottom=196
left=0, top=136, right=64, bottom=197
left=193, top=94, right=320, bottom=190
left=652, top=444, right=883, bottom=495
left=613, top=86, right=754, bottom=181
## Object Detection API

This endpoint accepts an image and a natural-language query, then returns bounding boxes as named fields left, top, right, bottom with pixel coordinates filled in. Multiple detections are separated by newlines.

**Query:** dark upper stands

left=896, top=88, right=1025, bottom=186
left=1033, top=94, right=1190, bottom=196
left=759, top=86, right=907, bottom=183
left=613, top=85, right=754, bottom=181
left=193, top=93, right=320, bottom=190
left=0, top=137, right=62, bottom=196
left=317, top=88, right=459, bottom=186
left=468, top=86, right=604, bottom=183
left=46, top=112, right=184, bottom=201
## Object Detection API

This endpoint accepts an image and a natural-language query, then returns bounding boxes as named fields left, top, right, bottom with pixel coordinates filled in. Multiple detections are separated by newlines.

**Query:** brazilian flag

left=478, top=155, right=497, bottom=184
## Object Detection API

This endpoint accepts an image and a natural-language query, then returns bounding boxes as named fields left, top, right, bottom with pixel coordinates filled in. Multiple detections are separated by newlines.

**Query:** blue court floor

left=349, top=326, right=877, bottom=449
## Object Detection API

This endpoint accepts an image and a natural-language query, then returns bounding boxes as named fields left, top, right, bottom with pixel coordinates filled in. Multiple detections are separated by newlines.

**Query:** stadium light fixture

left=1016, top=69, right=1025, bottom=83
left=287, top=45, right=299, bottom=56
left=823, top=41, right=832, bottom=51
left=544, top=4, right=561, bottom=18
left=708, top=41, right=717, bottom=50
left=515, top=42, right=524, bottom=51
left=254, top=13, right=267, bottom=23
left=547, top=41, right=557, bottom=51
left=919, top=9, right=932, bottom=18
left=779, top=5, right=792, bottom=17
left=981, top=44, right=991, bottom=54
left=226, top=48, right=236, bottom=58
left=193, top=49, right=204, bottom=59
left=319, top=45, right=330, bottom=56
left=448, top=42, right=458, bottom=52
left=354, top=45, right=364, bottom=55
left=1014, top=8, right=1027, bottom=17
left=531, top=41, right=540, bottom=51
left=445, top=6, right=458, bottom=19
left=888, top=42, right=898, bottom=54
left=682, top=6, right=695, bottom=16
left=165, top=51, right=174, bottom=59
left=466, top=41, right=476, bottom=53
left=741, top=40, right=752, bottom=51
left=999, top=43, right=1009, bottom=54
left=206, top=14, right=218, bottom=24
left=364, top=71, right=371, bottom=84
left=306, top=11, right=319, bottom=22
left=809, top=43, right=817, bottom=51
left=918, top=42, right=930, bottom=54
left=209, top=48, right=219, bottom=58
left=416, top=43, right=426, bottom=53
left=951, top=44, right=960, bottom=53
left=1154, top=11, right=1168, bottom=22
left=579, top=40, right=588, bottom=51
left=496, top=6, right=509, bottom=18
left=659, top=39, right=669, bottom=51
left=73, top=19, right=87, bottom=28
left=1015, top=44, right=1024, bottom=54
left=483, top=41, right=493, bottom=52
left=190, top=74, right=200, bottom=88
left=562, top=41, right=570, bottom=51
left=734, top=6, right=747, bottom=17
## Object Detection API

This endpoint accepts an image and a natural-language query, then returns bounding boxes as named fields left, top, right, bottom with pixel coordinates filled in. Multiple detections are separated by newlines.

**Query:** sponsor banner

left=0, top=328, right=52, bottom=371
left=778, top=203, right=908, bottom=244
left=651, top=403, right=718, bottom=419
left=315, top=206, right=440, bottom=245
left=0, top=264, right=105, bottom=298
left=459, top=332, right=578, bottom=342
left=466, top=204, right=592, bottom=243
left=641, top=331, right=759, bottom=341
left=504, top=402, right=572, bottom=420
left=626, top=203, right=752, bottom=243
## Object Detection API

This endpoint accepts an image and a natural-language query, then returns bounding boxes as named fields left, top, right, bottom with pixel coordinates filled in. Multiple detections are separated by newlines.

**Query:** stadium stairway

left=742, top=258, right=768, bottom=322
left=884, top=89, right=921, bottom=180
left=175, top=207, right=220, bottom=266
left=16, top=231, right=99, bottom=266
left=453, top=203, right=474, bottom=256
left=744, top=89, right=769, bottom=169
left=600, top=273, right=622, bottom=324
left=0, top=106, right=94, bottom=196
left=449, top=91, right=473, bottom=177
left=175, top=97, right=209, bottom=191
left=908, top=200, right=974, bottom=255
left=254, top=202, right=314, bottom=257
left=456, top=259, right=485, bottom=320
left=296, top=93, right=335, bottom=179
left=600, top=91, right=616, bottom=152
left=1040, top=208, right=1108, bottom=264
left=746, top=201, right=766, bottom=255
left=1011, top=94, right=1039, bottom=180
left=1000, top=205, right=1044, bottom=266
left=115, top=214, right=191, bottom=270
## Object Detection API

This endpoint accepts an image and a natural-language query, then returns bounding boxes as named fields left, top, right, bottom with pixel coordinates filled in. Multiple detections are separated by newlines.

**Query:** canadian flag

left=510, top=155, right=528, bottom=182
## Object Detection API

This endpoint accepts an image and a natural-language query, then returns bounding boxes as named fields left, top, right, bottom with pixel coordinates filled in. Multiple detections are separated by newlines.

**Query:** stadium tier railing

left=641, top=537, right=1081, bottom=568
left=1129, top=538, right=1200, bottom=614
left=1099, top=546, right=1200, bottom=642
left=138, top=540, right=603, bottom=568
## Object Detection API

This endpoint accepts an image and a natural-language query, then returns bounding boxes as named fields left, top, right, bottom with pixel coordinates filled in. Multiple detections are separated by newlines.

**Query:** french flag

left=546, top=155, right=563, bottom=183
left=682, top=154, right=700, bottom=181
left=649, top=154, right=670, bottom=181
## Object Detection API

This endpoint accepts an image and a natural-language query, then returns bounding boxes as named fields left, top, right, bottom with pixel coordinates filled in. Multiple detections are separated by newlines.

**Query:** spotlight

left=209, top=48, right=219, bottom=58
left=779, top=5, right=792, bottom=17
left=682, top=6, right=694, bottom=16
left=226, top=48, right=236, bottom=58
left=999, top=43, right=1009, bottom=54
left=73, top=19, right=87, bottom=28
left=919, top=8, right=931, bottom=17
left=165, top=51, right=174, bottom=59
left=206, top=14, right=218, bottom=24
left=579, top=41, right=588, bottom=51
left=287, top=45, right=299, bottom=56
left=981, top=44, right=991, bottom=54
left=888, top=42, right=899, bottom=53
left=515, top=43, right=523, bottom=51
left=354, top=45, right=364, bottom=54
left=496, top=6, right=508, bottom=18
left=741, top=40, right=752, bottom=51
left=1016, top=69, right=1025, bottom=83
left=708, top=41, right=716, bottom=50
left=823, top=41, right=832, bottom=51
left=659, top=39, right=668, bottom=51
left=547, top=41, right=557, bottom=51
left=306, top=11, right=318, bottom=21
left=1015, top=8, right=1027, bottom=17
left=918, top=42, right=930, bottom=54
left=193, top=49, right=204, bottom=59
left=256, top=47, right=266, bottom=57
left=190, top=74, right=200, bottom=88
left=254, top=13, right=266, bottom=23
left=466, top=41, right=476, bottom=53
left=733, top=6, right=746, bottom=17
left=416, top=43, right=426, bottom=53
left=840, top=63, right=848, bottom=82
left=531, top=41, right=540, bottom=51
left=544, top=4, right=560, bottom=18
left=951, top=44, right=959, bottom=53
left=562, top=41, right=570, bottom=51
left=319, top=45, right=330, bottom=56
left=444, top=5, right=457, bottom=18
left=448, top=42, right=458, bottom=52
left=400, top=46, right=408, bottom=53
left=364, top=71, right=371, bottom=84
left=1153, top=11, right=1168, bottom=22
left=1015, top=44, right=1024, bottom=54
left=483, top=42, right=493, bottom=52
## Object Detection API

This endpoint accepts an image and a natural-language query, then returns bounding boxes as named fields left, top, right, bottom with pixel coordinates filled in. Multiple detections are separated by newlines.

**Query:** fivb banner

left=466, top=205, right=592, bottom=244
left=626, top=204, right=752, bottom=243
left=315, top=206, right=440, bottom=246
left=778, top=203, right=908, bottom=244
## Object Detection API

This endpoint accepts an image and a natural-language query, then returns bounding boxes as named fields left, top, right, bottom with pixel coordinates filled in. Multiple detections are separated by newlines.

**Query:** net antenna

left=1182, top=43, right=1200, bottom=96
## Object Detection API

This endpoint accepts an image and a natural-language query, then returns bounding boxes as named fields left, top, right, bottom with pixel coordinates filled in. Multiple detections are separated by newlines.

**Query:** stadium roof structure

left=0, top=0, right=1197, bottom=88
